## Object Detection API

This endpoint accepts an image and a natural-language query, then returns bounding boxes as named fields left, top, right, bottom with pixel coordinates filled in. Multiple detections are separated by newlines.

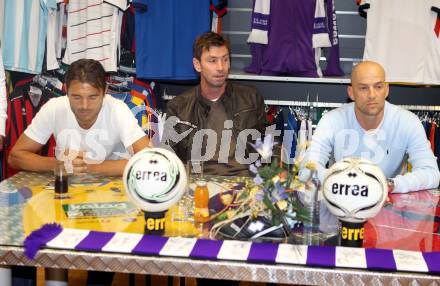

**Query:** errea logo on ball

left=135, top=170, right=169, bottom=182
left=330, top=181, right=369, bottom=197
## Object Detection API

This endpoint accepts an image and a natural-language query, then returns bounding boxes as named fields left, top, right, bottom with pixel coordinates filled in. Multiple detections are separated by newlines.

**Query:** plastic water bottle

left=303, top=170, right=321, bottom=245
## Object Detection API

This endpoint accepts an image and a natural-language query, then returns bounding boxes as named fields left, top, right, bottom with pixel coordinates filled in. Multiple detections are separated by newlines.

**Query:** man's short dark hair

left=193, top=32, right=231, bottom=61
left=65, top=59, right=106, bottom=91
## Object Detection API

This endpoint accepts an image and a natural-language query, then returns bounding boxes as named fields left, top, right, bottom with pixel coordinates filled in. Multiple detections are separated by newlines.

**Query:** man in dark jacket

left=165, top=32, right=265, bottom=176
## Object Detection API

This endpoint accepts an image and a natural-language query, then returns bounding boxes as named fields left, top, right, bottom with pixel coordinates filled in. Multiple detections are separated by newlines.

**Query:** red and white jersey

left=360, top=0, right=440, bottom=84
left=63, top=0, right=128, bottom=72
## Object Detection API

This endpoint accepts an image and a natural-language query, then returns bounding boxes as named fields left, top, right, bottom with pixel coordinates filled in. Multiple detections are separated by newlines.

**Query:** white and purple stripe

left=25, top=226, right=440, bottom=274
left=247, top=0, right=270, bottom=45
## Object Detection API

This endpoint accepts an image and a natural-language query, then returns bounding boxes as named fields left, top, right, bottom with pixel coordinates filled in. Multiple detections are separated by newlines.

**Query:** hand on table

left=59, top=150, right=88, bottom=176
left=386, top=178, right=395, bottom=204
left=71, top=151, right=101, bottom=175
left=72, top=153, right=89, bottom=176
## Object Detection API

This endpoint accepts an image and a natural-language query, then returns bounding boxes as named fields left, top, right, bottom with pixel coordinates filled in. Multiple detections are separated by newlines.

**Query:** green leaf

left=272, top=215, right=281, bottom=226
left=217, top=213, right=228, bottom=221
left=289, top=198, right=311, bottom=223
left=271, top=158, right=279, bottom=168
left=263, top=194, right=276, bottom=212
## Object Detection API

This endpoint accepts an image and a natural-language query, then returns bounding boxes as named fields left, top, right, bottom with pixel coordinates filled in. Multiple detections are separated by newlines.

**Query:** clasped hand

left=60, top=150, right=96, bottom=176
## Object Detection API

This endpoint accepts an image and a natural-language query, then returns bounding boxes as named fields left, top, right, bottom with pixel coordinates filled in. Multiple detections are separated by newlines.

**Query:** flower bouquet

left=210, top=135, right=320, bottom=243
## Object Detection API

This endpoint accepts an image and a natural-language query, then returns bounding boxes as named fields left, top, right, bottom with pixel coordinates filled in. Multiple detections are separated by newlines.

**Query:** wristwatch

left=387, top=178, right=395, bottom=193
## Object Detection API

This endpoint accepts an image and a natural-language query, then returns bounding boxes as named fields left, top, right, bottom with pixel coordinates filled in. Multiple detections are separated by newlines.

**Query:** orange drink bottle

left=194, top=180, right=209, bottom=222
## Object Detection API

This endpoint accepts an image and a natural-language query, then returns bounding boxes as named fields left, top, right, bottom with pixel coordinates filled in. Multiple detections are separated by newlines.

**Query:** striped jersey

left=2, top=0, right=57, bottom=74
left=62, top=0, right=128, bottom=72
left=4, top=78, right=56, bottom=178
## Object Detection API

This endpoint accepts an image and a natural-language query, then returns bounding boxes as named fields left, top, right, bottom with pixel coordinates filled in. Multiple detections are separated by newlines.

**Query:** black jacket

left=164, top=82, right=265, bottom=168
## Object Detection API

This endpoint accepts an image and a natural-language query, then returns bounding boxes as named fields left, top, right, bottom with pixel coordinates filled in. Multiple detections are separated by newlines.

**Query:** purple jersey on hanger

left=323, top=0, right=344, bottom=76
left=245, top=0, right=319, bottom=77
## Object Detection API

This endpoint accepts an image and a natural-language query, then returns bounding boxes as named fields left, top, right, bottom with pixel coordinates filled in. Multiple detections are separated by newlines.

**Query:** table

left=0, top=171, right=439, bottom=285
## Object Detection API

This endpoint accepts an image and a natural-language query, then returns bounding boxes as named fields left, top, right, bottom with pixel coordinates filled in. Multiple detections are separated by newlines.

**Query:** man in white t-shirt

left=9, top=59, right=150, bottom=176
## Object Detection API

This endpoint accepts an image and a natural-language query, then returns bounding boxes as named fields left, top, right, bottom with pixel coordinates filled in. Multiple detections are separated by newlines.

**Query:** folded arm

left=9, top=134, right=150, bottom=177
left=299, top=118, right=334, bottom=183
left=392, top=120, right=440, bottom=193
left=8, top=134, right=57, bottom=172
left=72, top=136, right=150, bottom=176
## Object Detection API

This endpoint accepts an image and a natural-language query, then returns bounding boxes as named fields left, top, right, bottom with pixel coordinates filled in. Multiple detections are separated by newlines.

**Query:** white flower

left=250, top=134, right=276, bottom=160
left=249, top=164, right=258, bottom=174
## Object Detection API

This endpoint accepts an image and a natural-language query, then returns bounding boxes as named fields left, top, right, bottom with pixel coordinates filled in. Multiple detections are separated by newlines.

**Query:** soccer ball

left=322, top=157, right=388, bottom=223
left=123, top=148, right=187, bottom=213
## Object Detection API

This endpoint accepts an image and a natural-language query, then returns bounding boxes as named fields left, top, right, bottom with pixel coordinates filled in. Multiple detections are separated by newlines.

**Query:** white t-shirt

left=25, top=95, right=146, bottom=161
left=361, top=0, right=440, bottom=84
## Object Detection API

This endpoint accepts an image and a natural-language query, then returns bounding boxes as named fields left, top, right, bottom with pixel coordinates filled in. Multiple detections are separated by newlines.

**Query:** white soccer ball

left=123, top=148, right=187, bottom=212
left=322, top=157, right=388, bottom=223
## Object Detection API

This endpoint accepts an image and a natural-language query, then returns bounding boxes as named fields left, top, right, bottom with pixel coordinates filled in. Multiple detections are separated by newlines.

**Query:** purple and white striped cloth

left=247, top=0, right=270, bottom=44
left=24, top=224, right=440, bottom=274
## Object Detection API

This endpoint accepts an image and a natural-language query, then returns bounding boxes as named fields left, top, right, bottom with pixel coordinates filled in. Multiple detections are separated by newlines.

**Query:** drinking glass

left=169, top=160, right=205, bottom=237
left=54, top=160, right=68, bottom=194
left=186, top=160, right=204, bottom=184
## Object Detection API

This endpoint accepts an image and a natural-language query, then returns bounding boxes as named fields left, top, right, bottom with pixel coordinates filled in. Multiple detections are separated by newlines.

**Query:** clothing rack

left=264, top=100, right=342, bottom=108
left=264, top=99, right=440, bottom=111
left=163, top=89, right=440, bottom=111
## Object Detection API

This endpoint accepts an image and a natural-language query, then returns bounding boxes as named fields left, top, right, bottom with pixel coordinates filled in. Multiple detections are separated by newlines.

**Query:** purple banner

left=313, top=17, right=327, bottom=34
left=75, top=231, right=115, bottom=252
left=190, top=239, right=223, bottom=260
left=423, top=252, right=440, bottom=273
left=251, top=13, right=270, bottom=31
left=247, top=242, right=278, bottom=263
left=132, top=235, right=168, bottom=255
left=365, top=248, right=396, bottom=271
left=307, top=246, right=336, bottom=267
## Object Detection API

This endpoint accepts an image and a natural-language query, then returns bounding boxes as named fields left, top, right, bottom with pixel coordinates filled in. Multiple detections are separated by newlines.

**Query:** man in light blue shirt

left=302, top=61, right=440, bottom=193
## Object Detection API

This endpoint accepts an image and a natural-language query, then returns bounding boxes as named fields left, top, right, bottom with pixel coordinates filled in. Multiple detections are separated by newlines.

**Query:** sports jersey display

left=4, top=78, right=57, bottom=178
left=245, top=0, right=343, bottom=77
left=360, top=0, right=440, bottom=84
left=2, top=0, right=57, bottom=74
left=46, top=1, right=65, bottom=71
left=322, top=0, right=344, bottom=76
left=133, top=0, right=211, bottom=80
left=62, top=0, right=128, bottom=72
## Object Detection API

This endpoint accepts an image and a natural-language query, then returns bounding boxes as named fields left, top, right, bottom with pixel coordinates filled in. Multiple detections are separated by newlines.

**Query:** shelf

left=164, top=90, right=440, bottom=111
left=263, top=100, right=440, bottom=111
left=228, top=70, right=351, bottom=84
